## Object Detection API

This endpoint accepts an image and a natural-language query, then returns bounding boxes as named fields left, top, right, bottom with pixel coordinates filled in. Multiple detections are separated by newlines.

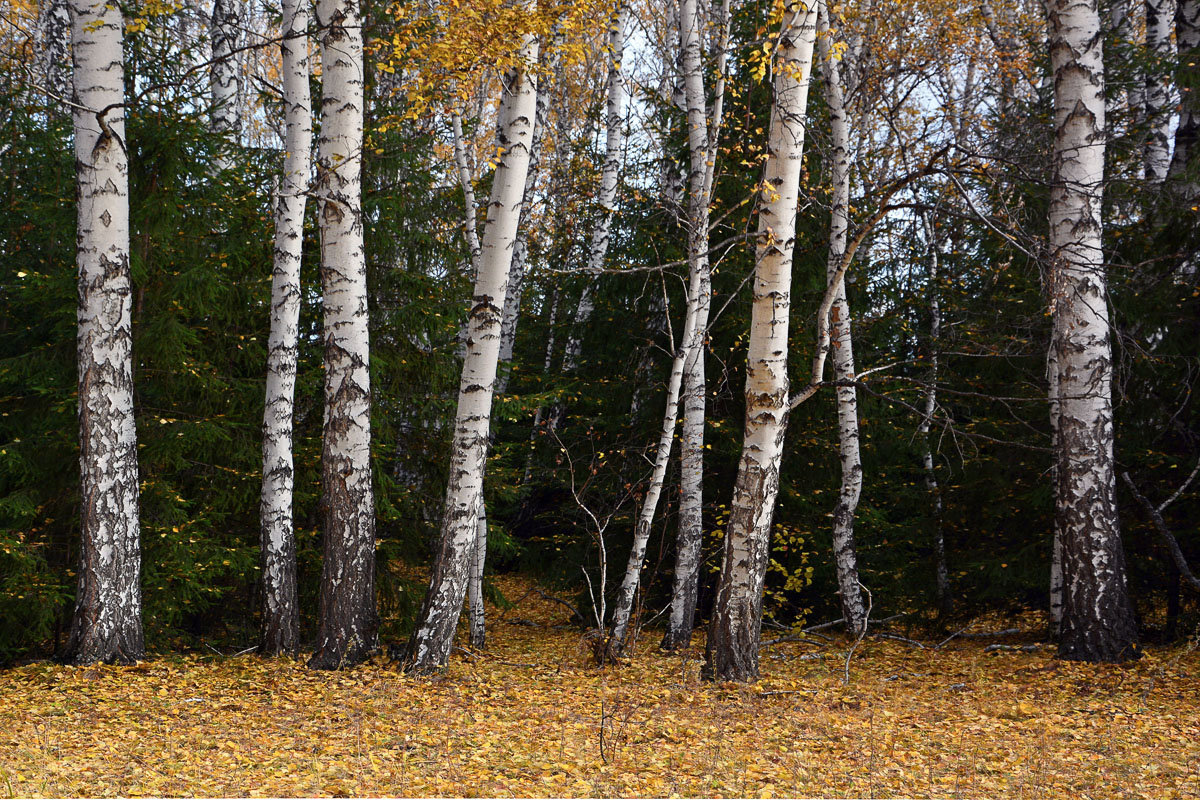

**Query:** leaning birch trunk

left=63, top=0, right=144, bottom=666
left=662, top=0, right=731, bottom=651
left=209, top=0, right=241, bottom=172
left=817, top=5, right=867, bottom=635
left=608, top=262, right=706, bottom=649
left=918, top=214, right=948, bottom=613
left=36, top=0, right=71, bottom=104
left=309, top=0, right=377, bottom=670
left=1170, top=0, right=1200, bottom=197
left=1046, top=0, right=1139, bottom=661
left=1144, top=0, right=1176, bottom=183
left=496, top=63, right=550, bottom=394
left=405, top=29, right=540, bottom=673
left=259, top=0, right=311, bottom=657
left=704, top=0, right=817, bottom=683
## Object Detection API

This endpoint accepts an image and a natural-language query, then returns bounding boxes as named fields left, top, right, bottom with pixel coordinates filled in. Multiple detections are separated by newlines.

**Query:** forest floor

left=1, top=578, right=1197, bottom=799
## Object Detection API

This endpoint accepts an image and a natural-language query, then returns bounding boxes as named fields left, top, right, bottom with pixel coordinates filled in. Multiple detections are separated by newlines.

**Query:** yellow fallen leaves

left=0, top=580, right=1197, bottom=798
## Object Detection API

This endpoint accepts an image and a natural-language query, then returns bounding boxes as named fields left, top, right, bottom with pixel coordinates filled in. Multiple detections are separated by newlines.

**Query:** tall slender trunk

left=607, top=0, right=714, bottom=646
left=406, top=25, right=540, bottom=672
left=1170, top=0, right=1200, bottom=195
left=663, top=0, right=731, bottom=651
left=309, top=0, right=377, bottom=670
left=560, top=7, right=630, bottom=375
left=817, top=5, right=867, bottom=635
left=209, top=0, right=242, bottom=172
left=704, top=0, right=817, bottom=683
left=467, top=496, right=488, bottom=648
left=36, top=0, right=71, bottom=104
left=1144, top=0, right=1176, bottom=182
left=918, top=215, right=948, bottom=613
left=63, top=0, right=144, bottom=666
left=259, top=0, right=311, bottom=657
left=1046, top=0, right=1139, bottom=661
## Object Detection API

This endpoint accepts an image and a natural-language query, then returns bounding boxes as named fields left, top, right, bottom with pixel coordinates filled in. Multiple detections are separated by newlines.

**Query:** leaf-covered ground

left=1, top=579, right=1197, bottom=798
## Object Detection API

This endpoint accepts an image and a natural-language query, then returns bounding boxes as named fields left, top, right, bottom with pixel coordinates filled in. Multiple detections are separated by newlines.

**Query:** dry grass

left=1, top=578, right=1197, bottom=798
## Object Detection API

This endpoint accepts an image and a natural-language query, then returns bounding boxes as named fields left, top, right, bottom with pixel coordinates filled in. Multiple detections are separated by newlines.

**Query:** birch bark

left=309, top=0, right=377, bottom=670
left=704, top=0, right=817, bottom=683
left=608, top=0, right=714, bottom=642
left=36, top=0, right=71, bottom=104
left=406, top=26, right=540, bottom=672
left=209, top=0, right=242, bottom=172
left=817, top=4, right=867, bottom=634
left=1144, top=0, right=1177, bottom=182
left=663, top=0, right=732, bottom=651
left=561, top=5, right=630, bottom=374
left=1046, top=0, right=1138, bottom=661
left=1170, top=0, right=1200, bottom=195
left=64, top=0, right=144, bottom=666
left=259, top=0, right=311, bottom=657
left=918, top=215, right=948, bottom=612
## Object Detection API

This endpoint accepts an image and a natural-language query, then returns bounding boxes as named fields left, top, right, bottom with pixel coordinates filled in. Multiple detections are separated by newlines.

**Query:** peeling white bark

left=64, top=0, right=144, bottom=666
left=309, top=0, right=377, bottom=670
left=1046, top=0, right=1138, bottom=661
left=705, top=0, right=817, bottom=683
left=259, top=0, right=311, bottom=657
left=407, top=20, right=540, bottom=672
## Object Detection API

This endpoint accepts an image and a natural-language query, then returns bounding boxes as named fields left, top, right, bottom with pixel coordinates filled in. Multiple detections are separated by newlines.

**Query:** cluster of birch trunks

left=49, top=0, right=1199, bottom=677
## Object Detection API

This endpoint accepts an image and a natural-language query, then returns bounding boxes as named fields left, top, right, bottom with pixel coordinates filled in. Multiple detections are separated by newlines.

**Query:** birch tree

left=35, top=0, right=70, bottom=103
left=1045, top=0, right=1139, bottom=661
left=63, top=0, right=144, bottom=666
left=406, top=22, right=540, bottom=672
left=607, top=0, right=717, bottom=644
left=816, top=3, right=867, bottom=634
left=663, top=0, right=733, bottom=651
left=309, top=0, right=377, bottom=670
left=704, top=0, right=817, bottom=683
left=259, top=0, right=311, bottom=657
left=1170, top=0, right=1199, bottom=195
left=209, top=0, right=242, bottom=172
left=561, top=2, right=630, bottom=375
left=918, top=214, right=949, bottom=612
left=1144, top=0, right=1176, bottom=182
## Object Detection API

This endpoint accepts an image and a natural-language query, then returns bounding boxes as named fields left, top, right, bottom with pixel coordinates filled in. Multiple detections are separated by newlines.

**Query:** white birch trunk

left=918, top=215, right=948, bottom=612
left=1046, top=0, right=1138, bottom=661
left=561, top=6, right=630, bottom=375
left=259, top=0, right=311, bottom=657
left=406, top=26, right=540, bottom=672
left=36, top=0, right=71, bottom=104
left=1170, top=0, right=1200, bottom=196
left=1144, top=0, right=1177, bottom=183
left=586, top=0, right=630, bottom=274
left=64, top=0, right=144, bottom=666
left=1047, top=333, right=1064, bottom=631
left=467, top=495, right=488, bottom=648
left=817, top=5, right=867, bottom=635
left=209, top=0, right=242, bottom=172
left=704, top=0, right=817, bottom=683
left=663, top=0, right=731, bottom=651
left=496, top=65, right=550, bottom=393
left=309, top=0, right=377, bottom=670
